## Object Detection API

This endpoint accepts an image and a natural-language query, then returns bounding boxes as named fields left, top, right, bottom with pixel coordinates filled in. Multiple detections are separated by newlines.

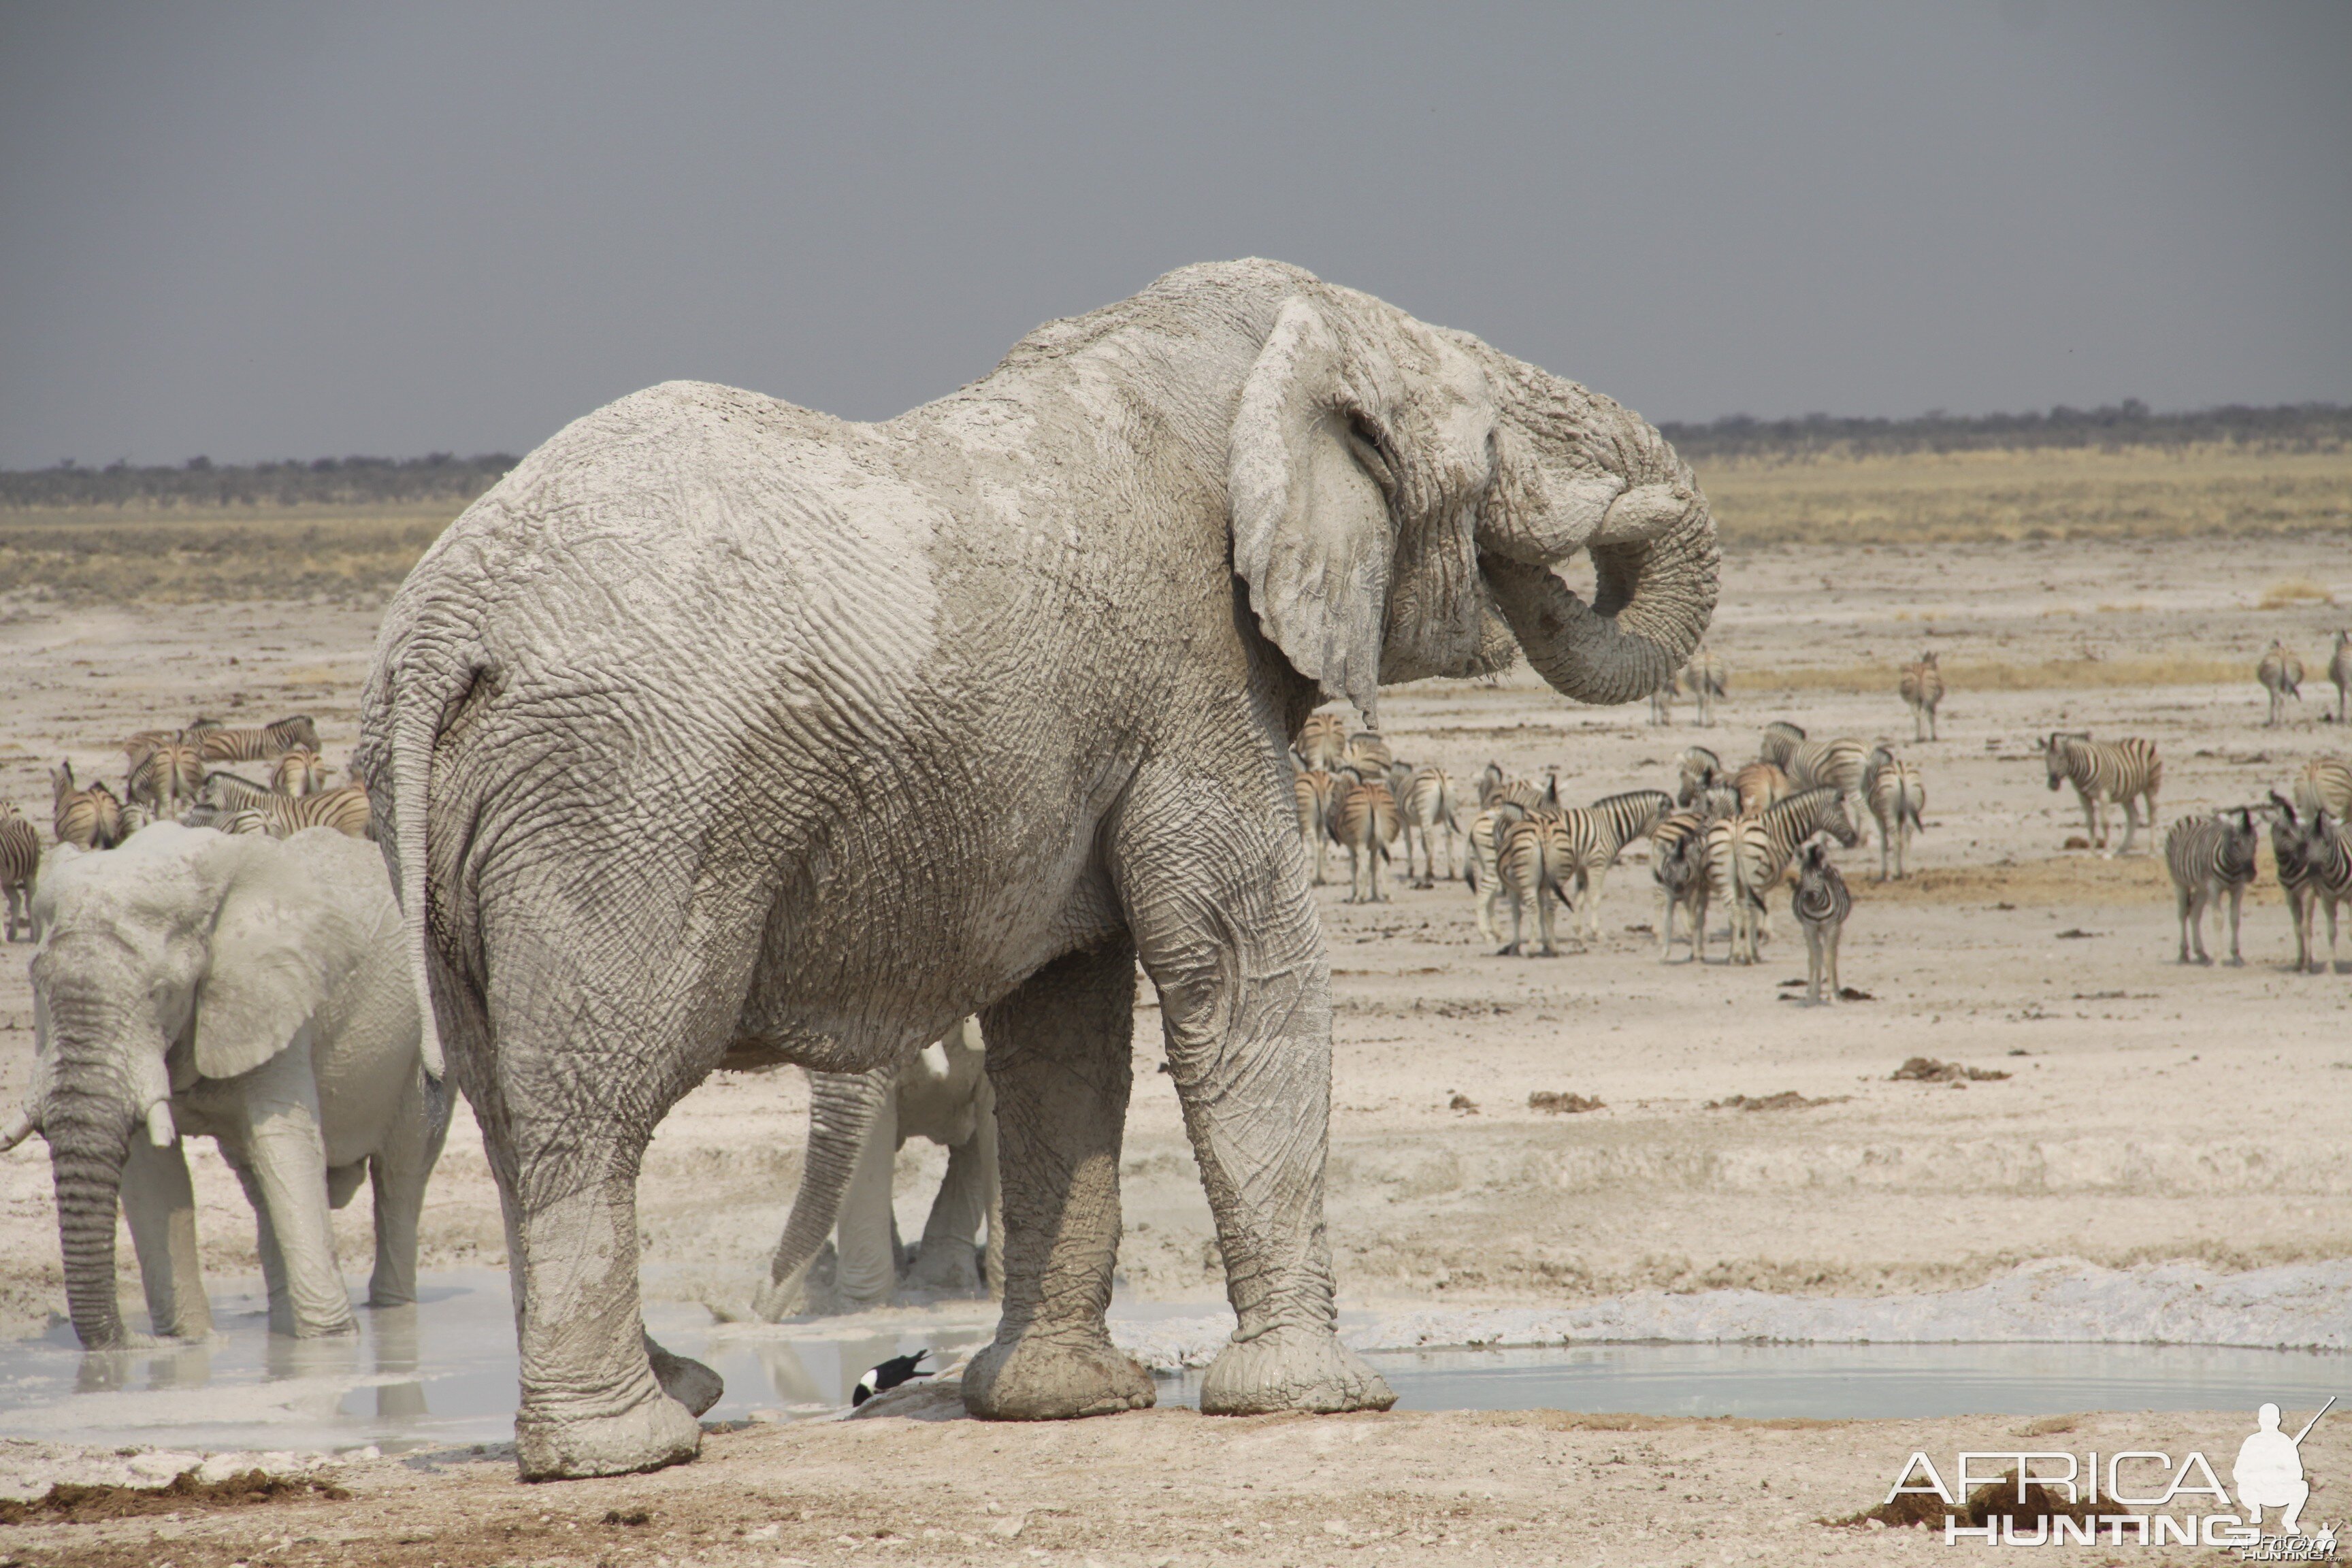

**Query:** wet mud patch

left=0, top=1467, right=349, bottom=1526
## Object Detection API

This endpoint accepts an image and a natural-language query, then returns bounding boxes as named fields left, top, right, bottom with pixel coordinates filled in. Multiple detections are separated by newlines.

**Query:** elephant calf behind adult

left=360, top=259, right=1717, bottom=1480
left=3, top=824, right=446, bottom=1346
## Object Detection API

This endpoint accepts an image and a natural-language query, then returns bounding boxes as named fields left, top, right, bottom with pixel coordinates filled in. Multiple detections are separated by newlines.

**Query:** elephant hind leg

left=962, top=938, right=1154, bottom=1422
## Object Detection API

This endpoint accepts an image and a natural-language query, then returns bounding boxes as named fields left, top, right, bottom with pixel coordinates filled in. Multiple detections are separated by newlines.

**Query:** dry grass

left=0, top=504, right=457, bottom=604
left=1695, top=442, right=2352, bottom=545
left=2259, top=574, right=2338, bottom=609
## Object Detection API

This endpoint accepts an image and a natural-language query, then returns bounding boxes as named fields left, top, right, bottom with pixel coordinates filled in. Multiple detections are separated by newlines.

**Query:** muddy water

left=1, top=1271, right=2342, bottom=1454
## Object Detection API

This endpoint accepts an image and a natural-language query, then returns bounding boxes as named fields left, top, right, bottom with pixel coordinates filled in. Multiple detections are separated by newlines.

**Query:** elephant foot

left=645, top=1333, right=723, bottom=1416
left=514, top=1388, right=702, bottom=1482
left=962, top=1332, right=1154, bottom=1420
left=1200, top=1323, right=1396, bottom=1416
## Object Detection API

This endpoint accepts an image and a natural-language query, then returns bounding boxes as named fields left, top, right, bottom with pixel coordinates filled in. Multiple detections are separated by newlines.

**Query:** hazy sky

left=3, top=3, right=2346, bottom=468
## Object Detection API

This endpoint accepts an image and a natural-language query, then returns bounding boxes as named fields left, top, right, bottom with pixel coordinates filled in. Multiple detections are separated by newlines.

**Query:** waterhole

left=0, top=1271, right=2340, bottom=1453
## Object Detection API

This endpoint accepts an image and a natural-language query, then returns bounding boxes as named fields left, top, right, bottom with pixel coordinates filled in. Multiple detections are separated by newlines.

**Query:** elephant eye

left=1344, top=412, right=1396, bottom=493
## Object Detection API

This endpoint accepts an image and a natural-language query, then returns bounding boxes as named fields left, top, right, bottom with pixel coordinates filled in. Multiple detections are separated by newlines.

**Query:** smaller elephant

left=752, top=1019, right=1001, bottom=1320
left=2, top=823, right=446, bottom=1346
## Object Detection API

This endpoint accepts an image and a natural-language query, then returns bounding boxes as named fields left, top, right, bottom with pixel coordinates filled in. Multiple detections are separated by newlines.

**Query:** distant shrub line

left=0, top=453, right=519, bottom=510
left=1658, top=399, right=2352, bottom=460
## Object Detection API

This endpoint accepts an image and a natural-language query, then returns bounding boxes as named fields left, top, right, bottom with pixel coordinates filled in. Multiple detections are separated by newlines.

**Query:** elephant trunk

left=1473, top=359, right=1720, bottom=706
left=753, top=1064, right=896, bottom=1321
left=48, top=1102, right=135, bottom=1348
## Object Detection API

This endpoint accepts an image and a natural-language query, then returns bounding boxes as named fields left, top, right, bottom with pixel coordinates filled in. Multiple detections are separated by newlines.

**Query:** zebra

left=1759, top=720, right=1805, bottom=768
left=1558, top=789, right=1675, bottom=942
left=1497, top=810, right=1574, bottom=957
left=1465, top=800, right=1537, bottom=942
left=2164, top=808, right=2260, bottom=965
left=2273, top=801, right=2351, bottom=973
left=1648, top=674, right=1676, bottom=726
left=125, top=736, right=205, bottom=818
left=1704, top=785, right=1861, bottom=965
left=270, top=745, right=330, bottom=796
left=1684, top=644, right=1727, bottom=728
left=1676, top=746, right=1723, bottom=806
left=195, top=714, right=320, bottom=764
left=50, top=763, right=125, bottom=850
left=1343, top=730, right=1393, bottom=776
left=2331, top=630, right=2351, bottom=725
left=197, top=769, right=277, bottom=813
left=1292, top=768, right=1337, bottom=885
left=1648, top=808, right=1712, bottom=962
left=2293, top=757, right=2352, bottom=823
left=2044, top=733, right=2161, bottom=856
left=1, top=806, right=37, bottom=941
left=218, top=783, right=373, bottom=840
left=2258, top=641, right=2304, bottom=728
left=1733, top=760, right=1791, bottom=817
left=1330, top=774, right=1399, bottom=904
left=1295, top=712, right=1348, bottom=772
left=1790, top=840, right=1852, bottom=1004
left=1863, top=747, right=1927, bottom=881
left=1899, top=651, right=1944, bottom=742
left=1787, top=736, right=1869, bottom=808
left=1399, top=765, right=1460, bottom=887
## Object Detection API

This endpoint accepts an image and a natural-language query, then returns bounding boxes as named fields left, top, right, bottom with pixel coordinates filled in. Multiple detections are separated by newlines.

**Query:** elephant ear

left=194, top=841, right=340, bottom=1079
left=1229, top=296, right=1393, bottom=720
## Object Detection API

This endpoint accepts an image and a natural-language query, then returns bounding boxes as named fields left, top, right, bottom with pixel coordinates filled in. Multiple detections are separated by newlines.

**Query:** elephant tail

left=382, top=634, right=485, bottom=1085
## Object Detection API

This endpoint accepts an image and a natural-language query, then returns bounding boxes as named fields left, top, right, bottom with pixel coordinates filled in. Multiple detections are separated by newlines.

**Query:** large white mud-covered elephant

left=3, top=824, right=446, bottom=1346
left=356, top=259, right=1718, bottom=1479
left=751, top=1018, right=1002, bottom=1319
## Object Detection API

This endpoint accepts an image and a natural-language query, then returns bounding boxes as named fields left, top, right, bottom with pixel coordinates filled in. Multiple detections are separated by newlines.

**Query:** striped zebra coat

left=1, top=806, right=37, bottom=942
left=2257, top=799, right=2333, bottom=968
left=1899, top=651, right=1944, bottom=742
left=197, top=770, right=277, bottom=813
left=1790, top=840, right=1852, bottom=1003
left=2293, top=757, right=2352, bottom=823
left=1399, top=765, right=1460, bottom=887
left=1703, top=786, right=1861, bottom=965
left=2258, top=641, right=2304, bottom=728
left=125, top=738, right=205, bottom=819
left=1329, top=774, right=1400, bottom=904
left=1862, top=747, right=1927, bottom=881
left=1558, top=788, right=1675, bottom=942
left=1343, top=731, right=1393, bottom=776
left=1786, top=736, right=1869, bottom=808
left=1759, top=721, right=1804, bottom=768
left=217, top=783, right=373, bottom=840
left=1677, top=747, right=1723, bottom=806
left=2330, top=630, right=2351, bottom=726
left=195, top=714, right=321, bottom=764
left=1648, top=808, right=1712, bottom=962
left=1733, top=760, right=1791, bottom=817
left=1294, top=713, right=1348, bottom=772
left=1465, top=801, right=1527, bottom=943
left=270, top=746, right=331, bottom=797
left=2164, top=809, right=2259, bottom=965
left=2044, top=733, right=2161, bottom=856
left=1292, top=768, right=1337, bottom=885
left=1497, top=809, right=1575, bottom=956
left=50, top=763, right=125, bottom=851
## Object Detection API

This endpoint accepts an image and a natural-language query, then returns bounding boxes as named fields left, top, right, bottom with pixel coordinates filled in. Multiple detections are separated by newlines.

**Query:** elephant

left=0, top=823, right=447, bottom=1347
left=751, top=1017, right=1003, bottom=1320
left=356, top=258, right=1718, bottom=1479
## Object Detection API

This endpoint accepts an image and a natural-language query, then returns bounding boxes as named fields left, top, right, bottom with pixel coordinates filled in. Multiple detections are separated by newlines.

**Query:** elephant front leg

left=1118, top=797, right=1392, bottom=1418
left=121, top=1132, right=212, bottom=1339
left=239, top=1044, right=357, bottom=1338
left=963, top=939, right=1154, bottom=1420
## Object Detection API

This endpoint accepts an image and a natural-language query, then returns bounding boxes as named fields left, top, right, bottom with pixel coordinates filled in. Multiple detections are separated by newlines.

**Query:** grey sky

left=2, top=2, right=2345, bottom=469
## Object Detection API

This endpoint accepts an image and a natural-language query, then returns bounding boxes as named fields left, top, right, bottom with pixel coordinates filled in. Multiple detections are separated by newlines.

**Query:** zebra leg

left=1803, top=921, right=1823, bottom=1002
left=2225, top=883, right=2245, bottom=965
left=1657, top=889, right=1675, bottom=961
left=962, top=939, right=1155, bottom=1420
left=2175, top=885, right=2193, bottom=964
left=1827, top=917, right=1844, bottom=998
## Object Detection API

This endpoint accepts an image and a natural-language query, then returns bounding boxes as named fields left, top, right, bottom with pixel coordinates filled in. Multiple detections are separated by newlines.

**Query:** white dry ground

left=0, top=534, right=2347, bottom=1565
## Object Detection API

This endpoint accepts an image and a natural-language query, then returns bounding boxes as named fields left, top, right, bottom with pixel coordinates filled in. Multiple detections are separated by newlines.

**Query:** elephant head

left=5, top=824, right=355, bottom=1346
left=1224, top=272, right=1718, bottom=722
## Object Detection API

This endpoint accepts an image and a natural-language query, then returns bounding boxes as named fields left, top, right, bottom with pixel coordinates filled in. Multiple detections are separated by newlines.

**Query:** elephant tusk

left=146, top=1102, right=176, bottom=1148
left=0, top=1107, right=33, bottom=1152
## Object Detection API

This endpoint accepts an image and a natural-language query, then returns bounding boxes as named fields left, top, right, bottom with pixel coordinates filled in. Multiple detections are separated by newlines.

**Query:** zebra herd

left=0, top=714, right=369, bottom=941
left=2257, top=630, right=2351, bottom=728
left=2166, top=757, right=2352, bottom=972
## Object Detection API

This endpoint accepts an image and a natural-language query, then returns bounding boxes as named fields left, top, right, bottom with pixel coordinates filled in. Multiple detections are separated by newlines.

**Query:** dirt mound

left=1528, top=1092, right=1605, bottom=1114
left=1705, top=1092, right=1848, bottom=1112
left=0, top=1468, right=349, bottom=1526
left=1891, top=1057, right=2012, bottom=1083
left=1833, top=1468, right=2105, bottom=1532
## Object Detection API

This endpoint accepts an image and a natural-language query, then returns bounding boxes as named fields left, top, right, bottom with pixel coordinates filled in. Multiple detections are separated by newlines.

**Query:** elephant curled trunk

left=752, top=1063, right=895, bottom=1321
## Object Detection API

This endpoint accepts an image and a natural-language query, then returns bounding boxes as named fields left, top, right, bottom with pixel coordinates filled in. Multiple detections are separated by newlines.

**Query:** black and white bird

left=852, top=1350, right=932, bottom=1407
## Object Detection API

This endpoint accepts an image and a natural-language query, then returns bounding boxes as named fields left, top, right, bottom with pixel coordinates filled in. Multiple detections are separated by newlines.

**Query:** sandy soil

left=0, top=534, right=2347, bottom=1561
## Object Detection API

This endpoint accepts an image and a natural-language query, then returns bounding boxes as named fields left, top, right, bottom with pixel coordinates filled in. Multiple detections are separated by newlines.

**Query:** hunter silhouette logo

left=1884, top=1395, right=2340, bottom=1550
